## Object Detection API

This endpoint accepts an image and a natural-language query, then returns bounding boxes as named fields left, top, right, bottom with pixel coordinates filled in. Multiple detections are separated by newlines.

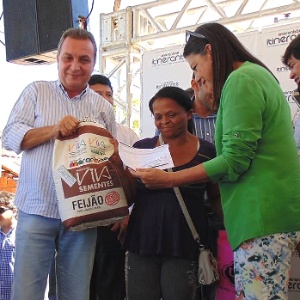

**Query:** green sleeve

left=203, top=70, right=266, bottom=182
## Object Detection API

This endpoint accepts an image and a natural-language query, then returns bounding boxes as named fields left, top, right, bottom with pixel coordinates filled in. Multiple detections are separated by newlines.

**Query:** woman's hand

left=111, top=215, right=130, bottom=244
left=130, top=164, right=207, bottom=189
left=129, top=168, right=173, bottom=189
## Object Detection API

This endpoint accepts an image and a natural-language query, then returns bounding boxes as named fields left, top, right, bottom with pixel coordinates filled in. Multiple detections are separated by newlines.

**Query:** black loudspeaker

left=3, top=0, right=88, bottom=65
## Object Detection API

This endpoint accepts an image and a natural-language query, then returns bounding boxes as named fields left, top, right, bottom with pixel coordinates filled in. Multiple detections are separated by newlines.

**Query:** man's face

left=57, top=37, right=95, bottom=97
left=89, top=83, right=114, bottom=105
left=191, top=78, right=216, bottom=113
left=287, top=54, right=300, bottom=87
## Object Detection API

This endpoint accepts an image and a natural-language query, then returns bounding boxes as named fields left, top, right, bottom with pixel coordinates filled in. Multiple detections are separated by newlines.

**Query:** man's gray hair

left=57, top=28, right=97, bottom=63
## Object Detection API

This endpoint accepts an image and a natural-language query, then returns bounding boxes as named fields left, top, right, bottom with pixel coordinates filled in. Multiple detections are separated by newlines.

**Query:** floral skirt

left=234, top=231, right=300, bottom=300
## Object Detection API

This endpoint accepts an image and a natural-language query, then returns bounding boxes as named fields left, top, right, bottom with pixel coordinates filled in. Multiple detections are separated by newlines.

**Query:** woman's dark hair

left=282, top=34, right=300, bottom=65
left=149, top=86, right=195, bottom=134
left=183, top=22, right=277, bottom=105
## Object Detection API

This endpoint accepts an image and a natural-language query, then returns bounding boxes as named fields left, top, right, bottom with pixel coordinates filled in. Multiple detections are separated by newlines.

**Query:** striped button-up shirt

left=2, top=81, right=116, bottom=218
left=193, top=113, right=217, bottom=144
left=0, top=227, right=16, bottom=300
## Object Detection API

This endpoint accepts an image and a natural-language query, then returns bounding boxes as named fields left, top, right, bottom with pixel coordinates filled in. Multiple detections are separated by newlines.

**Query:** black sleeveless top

left=124, top=136, right=216, bottom=260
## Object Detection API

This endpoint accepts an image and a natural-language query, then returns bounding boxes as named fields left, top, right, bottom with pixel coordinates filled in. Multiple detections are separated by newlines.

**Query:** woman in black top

left=124, top=86, right=220, bottom=300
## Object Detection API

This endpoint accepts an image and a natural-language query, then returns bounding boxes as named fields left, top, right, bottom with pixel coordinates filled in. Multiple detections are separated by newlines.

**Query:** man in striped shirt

left=2, top=28, right=116, bottom=300
left=191, top=75, right=217, bottom=144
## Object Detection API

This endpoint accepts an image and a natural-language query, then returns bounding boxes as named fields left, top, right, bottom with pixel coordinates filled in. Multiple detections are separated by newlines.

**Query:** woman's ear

left=205, top=43, right=212, bottom=54
left=204, top=44, right=213, bottom=64
left=187, top=109, right=193, bottom=119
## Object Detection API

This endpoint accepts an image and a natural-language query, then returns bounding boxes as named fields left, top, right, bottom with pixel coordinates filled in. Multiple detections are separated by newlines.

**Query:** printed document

left=118, top=142, right=174, bottom=170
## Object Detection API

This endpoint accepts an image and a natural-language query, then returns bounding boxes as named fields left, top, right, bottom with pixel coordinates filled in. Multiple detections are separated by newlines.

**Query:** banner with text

left=140, top=22, right=300, bottom=138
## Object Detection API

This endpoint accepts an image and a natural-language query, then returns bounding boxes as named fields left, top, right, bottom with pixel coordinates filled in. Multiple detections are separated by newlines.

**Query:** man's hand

left=52, top=115, right=80, bottom=138
left=20, top=115, right=79, bottom=150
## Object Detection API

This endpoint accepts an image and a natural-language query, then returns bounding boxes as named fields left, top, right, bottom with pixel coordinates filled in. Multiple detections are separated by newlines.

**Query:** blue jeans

left=12, top=210, right=96, bottom=300
left=48, top=254, right=57, bottom=300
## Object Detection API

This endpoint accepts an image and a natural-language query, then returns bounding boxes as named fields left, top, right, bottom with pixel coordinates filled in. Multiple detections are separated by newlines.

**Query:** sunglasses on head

left=185, top=30, right=207, bottom=43
left=0, top=207, right=11, bottom=214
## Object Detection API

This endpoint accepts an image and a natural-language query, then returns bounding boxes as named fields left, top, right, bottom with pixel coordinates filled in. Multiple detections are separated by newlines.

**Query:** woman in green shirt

left=131, top=23, right=300, bottom=299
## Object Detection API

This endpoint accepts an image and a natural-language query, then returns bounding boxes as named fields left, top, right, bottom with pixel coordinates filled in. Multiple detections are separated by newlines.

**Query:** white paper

left=118, top=142, right=174, bottom=170
left=56, top=165, right=77, bottom=187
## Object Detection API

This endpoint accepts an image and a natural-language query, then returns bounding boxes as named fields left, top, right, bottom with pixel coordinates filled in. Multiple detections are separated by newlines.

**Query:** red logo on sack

left=105, top=192, right=120, bottom=206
